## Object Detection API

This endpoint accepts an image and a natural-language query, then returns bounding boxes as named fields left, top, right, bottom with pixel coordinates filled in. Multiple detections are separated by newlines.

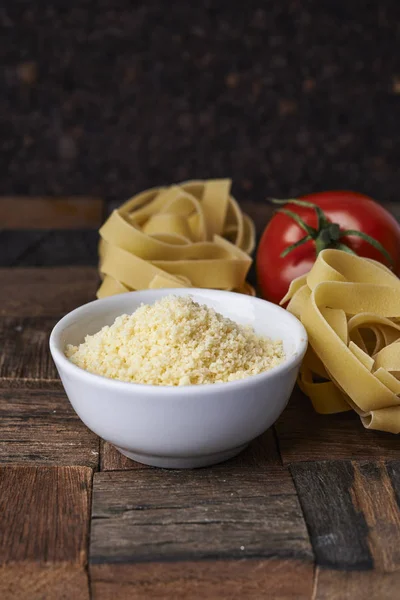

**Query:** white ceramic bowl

left=49, top=288, right=307, bottom=469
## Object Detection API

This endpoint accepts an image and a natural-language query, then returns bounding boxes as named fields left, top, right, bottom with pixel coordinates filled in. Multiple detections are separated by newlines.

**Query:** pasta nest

left=282, top=249, right=400, bottom=433
left=97, top=179, right=256, bottom=298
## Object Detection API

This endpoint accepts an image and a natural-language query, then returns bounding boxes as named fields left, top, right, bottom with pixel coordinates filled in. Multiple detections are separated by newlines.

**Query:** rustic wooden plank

left=0, top=384, right=99, bottom=467
left=0, top=465, right=91, bottom=600
left=276, top=389, right=400, bottom=464
left=91, top=559, right=314, bottom=600
left=1, top=564, right=88, bottom=600
left=0, top=230, right=99, bottom=267
left=314, top=568, right=400, bottom=600
left=90, top=466, right=313, bottom=598
left=232, top=428, right=281, bottom=467
left=291, top=460, right=400, bottom=571
left=0, top=466, right=92, bottom=562
left=0, top=230, right=45, bottom=266
left=387, top=460, right=400, bottom=509
left=0, top=317, right=58, bottom=380
left=23, top=230, right=99, bottom=267
left=100, top=441, right=145, bottom=471
left=100, top=428, right=281, bottom=471
left=0, top=378, right=63, bottom=391
left=0, top=266, right=98, bottom=284
left=291, top=461, right=372, bottom=570
left=90, top=467, right=312, bottom=564
left=351, top=462, right=400, bottom=572
left=0, top=197, right=104, bottom=229
left=0, top=267, right=98, bottom=316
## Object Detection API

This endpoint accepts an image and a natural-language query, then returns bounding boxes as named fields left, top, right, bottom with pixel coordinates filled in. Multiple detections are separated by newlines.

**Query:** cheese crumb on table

left=65, top=295, right=285, bottom=385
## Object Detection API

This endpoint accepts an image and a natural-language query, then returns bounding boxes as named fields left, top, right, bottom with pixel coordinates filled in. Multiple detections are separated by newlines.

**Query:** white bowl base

left=115, top=443, right=249, bottom=469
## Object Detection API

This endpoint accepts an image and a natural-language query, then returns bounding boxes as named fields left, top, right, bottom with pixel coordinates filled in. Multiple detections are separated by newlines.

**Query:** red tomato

left=257, top=191, right=400, bottom=304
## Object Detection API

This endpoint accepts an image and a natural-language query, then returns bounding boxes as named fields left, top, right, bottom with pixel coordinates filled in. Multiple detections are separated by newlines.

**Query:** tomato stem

left=270, top=197, right=327, bottom=229
left=269, top=197, right=394, bottom=265
left=281, top=234, right=313, bottom=258
left=341, top=229, right=393, bottom=265
left=277, top=208, right=316, bottom=236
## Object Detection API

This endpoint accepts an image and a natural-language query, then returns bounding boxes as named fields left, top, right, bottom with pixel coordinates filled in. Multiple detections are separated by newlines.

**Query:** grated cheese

left=65, top=295, right=285, bottom=386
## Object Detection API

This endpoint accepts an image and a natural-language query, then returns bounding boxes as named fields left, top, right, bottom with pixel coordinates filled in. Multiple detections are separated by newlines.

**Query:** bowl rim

left=49, top=288, right=308, bottom=395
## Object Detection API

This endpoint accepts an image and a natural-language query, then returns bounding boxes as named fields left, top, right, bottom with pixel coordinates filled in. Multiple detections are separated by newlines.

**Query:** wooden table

left=1, top=197, right=400, bottom=600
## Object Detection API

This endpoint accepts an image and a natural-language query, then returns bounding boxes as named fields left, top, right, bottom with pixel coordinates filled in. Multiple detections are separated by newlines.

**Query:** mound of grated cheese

left=65, top=295, right=285, bottom=386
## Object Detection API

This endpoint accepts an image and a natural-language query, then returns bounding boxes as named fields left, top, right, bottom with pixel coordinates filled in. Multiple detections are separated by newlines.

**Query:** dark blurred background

left=1, top=0, right=399, bottom=208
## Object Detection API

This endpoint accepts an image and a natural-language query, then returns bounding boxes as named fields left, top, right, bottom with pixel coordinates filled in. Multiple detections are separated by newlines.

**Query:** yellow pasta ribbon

left=97, top=179, right=256, bottom=298
left=282, top=249, right=400, bottom=433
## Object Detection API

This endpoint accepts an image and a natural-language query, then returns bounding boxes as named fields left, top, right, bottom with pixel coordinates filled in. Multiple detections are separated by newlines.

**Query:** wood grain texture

left=0, top=317, right=58, bottom=380
left=91, top=559, right=314, bottom=600
left=387, top=460, right=400, bottom=510
left=232, top=428, right=281, bottom=467
left=0, top=197, right=104, bottom=229
left=291, top=461, right=372, bottom=570
left=351, top=462, right=400, bottom=572
left=292, top=460, right=400, bottom=572
left=100, top=441, right=145, bottom=471
left=0, top=231, right=44, bottom=267
left=276, top=390, right=400, bottom=464
left=0, top=466, right=92, bottom=600
left=100, top=428, right=281, bottom=471
left=0, top=378, right=63, bottom=391
left=0, top=564, right=89, bottom=600
left=314, top=568, right=400, bottom=600
left=0, top=230, right=100, bottom=267
left=90, top=467, right=312, bottom=564
left=31, top=230, right=99, bottom=267
left=0, top=384, right=99, bottom=467
left=0, top=267, right=98, bottom=316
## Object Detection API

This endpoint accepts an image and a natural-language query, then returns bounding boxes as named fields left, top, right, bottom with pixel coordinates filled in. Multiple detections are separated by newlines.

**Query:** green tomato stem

left=280, top=234, right=313, bottom=258
left=277, top=208, right=317, bottom=236
left=270, top=197, right=327, bottom=229
left=340, top=229, right=393, bottom=265
left=269, top=197, right=394, bottom=266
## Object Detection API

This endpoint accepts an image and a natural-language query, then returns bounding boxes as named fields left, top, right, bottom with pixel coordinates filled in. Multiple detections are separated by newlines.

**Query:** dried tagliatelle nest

left=97, top=179, right=256, bottom=298
left=282, top=249, right=400, bottom=434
